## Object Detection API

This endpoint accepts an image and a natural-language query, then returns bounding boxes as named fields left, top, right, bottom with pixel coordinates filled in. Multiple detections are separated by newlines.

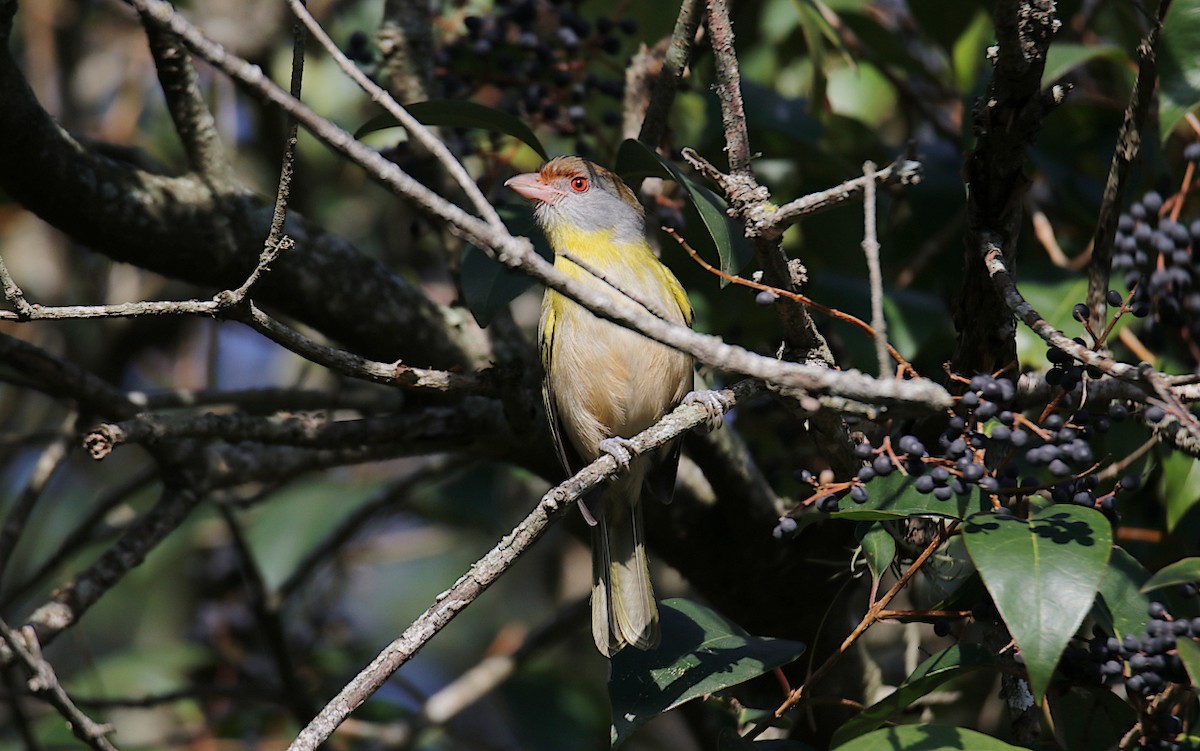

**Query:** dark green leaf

left=830, top=644, right=994, bottom=747
left=461, top=205, right=553, bottom=326
left=1041, top=43, right=1125, bottom=89
left=718, top=729, right=815, bottom=751
left=609, top=598, right=806, bottom=746
left=856, top=522, right=896, bottom=586
left=1177, top=635, right=1200, bottom=688
left=962, top=506, right=1113, bottom=702
left=1158, top=451, right=1200, bottom=532
left=1095, top=546, right=1152, bottom=640
left=355, top=100, right=549, bottom=159
left=1159, top=0, right=1200, bottom=142
left=830, top=473, right=974, bottom=520
left=832, top=724, right=1025, bottom=751
left=1141, top=557, right=1200, bottom=593
left=614, top=140, right=753, bottom=284
left=907, top=0, right=989, bottom=52
left=1048, top=685, right=1138, bottom=751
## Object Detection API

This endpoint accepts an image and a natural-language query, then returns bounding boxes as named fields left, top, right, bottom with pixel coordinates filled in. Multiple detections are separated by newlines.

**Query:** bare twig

left=282, top=0, right=503, bottom=232
left=637, top=0, right=704, bottom=149
left=704, top=0, right=752, bottom=178
left=0, top=620, right=119, bottom=751
left=128, top=0, right=954, bottom=416
left=137, top=9, right=233, bottom=183
left=764, top=157, right=923, bottom=238
left=1087, top=0, right=1172, bottom=333
left=286, top=380, right=755, bottom=751
left=744, top=520, right=960, bottom=741
left=860, top=161, right=889, bottom=376
left=0, top=253, right=33, bottom=318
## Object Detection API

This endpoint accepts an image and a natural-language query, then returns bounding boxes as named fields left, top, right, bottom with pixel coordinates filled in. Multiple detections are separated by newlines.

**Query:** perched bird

left=506, top=156, right=695, bottom=656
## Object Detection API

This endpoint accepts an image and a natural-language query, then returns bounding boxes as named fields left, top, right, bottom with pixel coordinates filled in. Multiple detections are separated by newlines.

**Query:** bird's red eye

left=570, top=176, right=589, bottom=193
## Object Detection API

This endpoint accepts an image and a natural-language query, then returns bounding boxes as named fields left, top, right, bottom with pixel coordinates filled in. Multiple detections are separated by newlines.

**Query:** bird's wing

left=539, top=295, right=574, bottom=477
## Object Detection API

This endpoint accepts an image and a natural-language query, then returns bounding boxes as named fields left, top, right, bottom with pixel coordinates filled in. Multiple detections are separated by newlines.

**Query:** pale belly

left=547, top=302, right=693, bottom=461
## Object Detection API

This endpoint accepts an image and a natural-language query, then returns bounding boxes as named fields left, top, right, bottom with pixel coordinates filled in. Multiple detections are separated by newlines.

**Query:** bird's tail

left=592, top=478, right=659, bottom=657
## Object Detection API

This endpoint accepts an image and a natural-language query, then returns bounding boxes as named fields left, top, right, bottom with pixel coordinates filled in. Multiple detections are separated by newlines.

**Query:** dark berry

left=1106, top=289, right=1124, bottom=307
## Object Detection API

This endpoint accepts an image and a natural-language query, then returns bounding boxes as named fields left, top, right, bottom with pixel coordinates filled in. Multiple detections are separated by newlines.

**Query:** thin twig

left=1087, top=0, right=1172, bottom=333
left=764, top=156, right=923, bottom=238
left=704, top=0, right=751, bottom=177
left=286, top=380, right=754, bottom=751
left=0, top=620, right=119, bottom=751
left=743, top=520, right=960, bottom=741
left=860, top=161, right=889, bottom=376
left=637, top=0, right=705, bottom=149
left=282, top=0, right=503, bottom=232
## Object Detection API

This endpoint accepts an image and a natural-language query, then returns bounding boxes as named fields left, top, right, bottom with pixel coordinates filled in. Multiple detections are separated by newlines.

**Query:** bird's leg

left=683, top=389, right=734, bottom=433
left=597, top=436, right=638, bottom=470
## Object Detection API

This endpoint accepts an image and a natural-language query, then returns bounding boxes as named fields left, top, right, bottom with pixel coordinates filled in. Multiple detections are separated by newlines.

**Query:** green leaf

left=1095, top=546, right=1152, bottom=640
left=1041, top=43, right=1125, bottom=90
left=1158, top=451, right=1200, bottom=532
left=614, top=140, right=754, bottom=284
left=830, top=473, right=975, bottom=520
left=1160, top=0, right=1200, bottom=142
left=830, top=644, right=995, bottom=747
left=1048, top=685, right=1138, bottom=751
left=461, top=205, right=553, bottom=326
left=962, top=506, right=1113, bottom=702
left=832, top=724, right=1026, bottom=751
left=856, top=522, right=896, bottom=587
left=355, top=100, right=549, bottom=159
left=1177, top=635, right=1200, bottom=688
left=609, top=598, right=806, bottom=746
left=1141, top=557, right=1200, bottom=593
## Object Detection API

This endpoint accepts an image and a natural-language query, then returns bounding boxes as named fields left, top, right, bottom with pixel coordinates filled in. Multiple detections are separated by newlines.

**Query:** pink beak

left=505, top=172, right=563, bottom=204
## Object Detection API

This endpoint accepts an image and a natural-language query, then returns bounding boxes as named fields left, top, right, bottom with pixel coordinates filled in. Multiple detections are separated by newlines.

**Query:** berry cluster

left=433, top=1, right=635, bottom=145
left=1078, top=597, right=1200, bottom=750
left=775, top=373, right=1144, bottom=536
left=1111, top=189, right=1200, bottom=358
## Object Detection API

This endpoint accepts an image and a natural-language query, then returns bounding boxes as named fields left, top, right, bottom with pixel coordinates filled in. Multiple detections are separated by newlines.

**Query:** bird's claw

left=598, top=436, right=637, bottom=470
left=684, top=389, right=733, bottom=433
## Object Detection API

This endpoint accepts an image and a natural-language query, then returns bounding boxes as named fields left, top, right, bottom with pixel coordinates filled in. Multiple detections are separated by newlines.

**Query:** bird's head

left=505, top=156, right=645, bottom=244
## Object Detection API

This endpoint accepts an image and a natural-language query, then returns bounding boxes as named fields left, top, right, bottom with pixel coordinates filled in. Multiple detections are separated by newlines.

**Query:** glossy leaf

left=609, top=598, right=806, bottom=746
left=1160, top=0, right=1200, bottom=142
left=1177, top=635, right=1200, bottom=688
left=1041, top=43, right=1125, bottom=89
left=1095, top=546, right=1152, bottom=640
left=830, top=644, right=994, bottom=747
left=1141, top=557, right=1200, bottom=593
left=461, top=205, right=553, bottom=326
left=856, top=522, right=895, bottom=587
left=614, top=139, right=753, bottom=283
left=1158, top=450, right=1200, bottom=532
left=355, top=100, right=549, bottom=159
left=831, top=473, right=974, bottom=520
left=1048, top=685, right=1138, bottom=751
left=963, top=506, right=1113, bottom=702
left=832, top=724, right=1025, bottom=751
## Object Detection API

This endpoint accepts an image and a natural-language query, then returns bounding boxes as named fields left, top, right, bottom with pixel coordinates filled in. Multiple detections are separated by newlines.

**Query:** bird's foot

left=684, top=389, right=733, bottom=433
left=598, top=436, right=638, bottom=471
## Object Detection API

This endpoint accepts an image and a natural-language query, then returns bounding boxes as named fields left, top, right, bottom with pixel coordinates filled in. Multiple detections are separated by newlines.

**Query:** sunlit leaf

left=1159, top=450, right=1200, bottom=532
left=1177, top=636, right=1200, bottom=688
left=1160, top=0, right=1200, bottom=142
left=856, top=521, right=895, bottom=587
left=830, top=473, right=975, bottom=520
left=609, top=598, right=806, bottom=746
left=830, top=644, right=995, bottom=746
left=355, top=100, right=549, bottom=159
left=1141, top=557, right=1200, bottom=593
left=1041, top=43, right=1125, bottom=89
left=963, top=506, right=1113, bottom=702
